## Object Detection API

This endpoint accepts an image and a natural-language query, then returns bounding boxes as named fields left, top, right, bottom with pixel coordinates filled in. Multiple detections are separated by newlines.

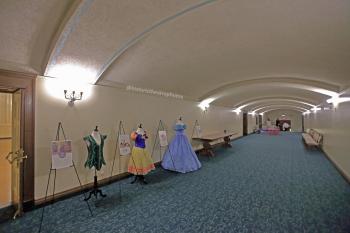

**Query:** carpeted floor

left=1, top=133, right=350, bottom=233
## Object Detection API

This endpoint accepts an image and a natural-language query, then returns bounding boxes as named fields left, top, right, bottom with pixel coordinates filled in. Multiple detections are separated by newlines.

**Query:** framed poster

left=119, top=134, right=131, bottom=156
left=158, top=130, right=168, bottom=147
left=51, top=140, right=73, bottom=169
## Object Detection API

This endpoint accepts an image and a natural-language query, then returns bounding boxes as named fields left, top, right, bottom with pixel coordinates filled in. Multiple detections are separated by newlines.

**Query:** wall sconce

left=64, top=90, right=83, bottom=105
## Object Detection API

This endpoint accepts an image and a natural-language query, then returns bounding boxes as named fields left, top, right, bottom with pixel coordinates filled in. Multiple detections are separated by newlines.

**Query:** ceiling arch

left=247, top=103, right=311, bottom=114
left=99, top=0, right=350, bottom=100
left=253, top=104, right=309, bottom=113
left=262, top=108, right=304, bottom=114
left=235, top=97, right=316, bottom=112
left=234, top=96, right=318, bottom=109
left=200, top=77, right=340, bottom=102
left=1, top=0, right=349, bottom=109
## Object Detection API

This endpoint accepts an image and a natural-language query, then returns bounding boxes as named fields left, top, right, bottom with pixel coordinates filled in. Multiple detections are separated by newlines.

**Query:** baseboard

left=34, top=161, right=162, bottom=208
left=27, top=140, right=241, bottom=211
left=0, top=205, right=15, bottom=224
left=321, top=148, right=350, bottom=184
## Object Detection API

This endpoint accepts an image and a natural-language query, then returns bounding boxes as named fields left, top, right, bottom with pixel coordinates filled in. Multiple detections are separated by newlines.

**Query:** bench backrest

left=308, top=129, right=323, bottom=145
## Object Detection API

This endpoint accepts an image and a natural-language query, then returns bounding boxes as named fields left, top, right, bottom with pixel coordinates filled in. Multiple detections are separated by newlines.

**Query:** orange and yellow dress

left=128, top=132, right=155, bottom=175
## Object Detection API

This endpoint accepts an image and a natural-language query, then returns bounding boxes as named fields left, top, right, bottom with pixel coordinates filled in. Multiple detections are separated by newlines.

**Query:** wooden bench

left=302, top=129, right=323, bottom=148
left=192, top=131, right=237, bottom=156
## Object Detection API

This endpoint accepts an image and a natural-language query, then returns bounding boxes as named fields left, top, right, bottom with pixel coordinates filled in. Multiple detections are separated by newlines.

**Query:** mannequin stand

left=84, top=169, right=106, bottom=201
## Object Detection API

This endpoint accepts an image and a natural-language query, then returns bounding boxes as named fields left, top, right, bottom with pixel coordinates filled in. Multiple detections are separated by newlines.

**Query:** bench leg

left=203, top=142, right=215, bottom=157
left=223, top=136, right=232, bottom=148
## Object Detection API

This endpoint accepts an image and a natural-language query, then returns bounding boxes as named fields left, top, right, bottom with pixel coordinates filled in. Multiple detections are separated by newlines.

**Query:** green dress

left=83, top=134, right=107, bottom=171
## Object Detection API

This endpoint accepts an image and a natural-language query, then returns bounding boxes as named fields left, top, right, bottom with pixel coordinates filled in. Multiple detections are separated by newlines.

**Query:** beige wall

left=0, top=93, right=12, bottom=208
left=247, top=114, right=258, bottom=134
left=265, top=109, right=303, bottom=132
left=304, top=102, right=350, bottom=180
left=35, top=77, right=243, bottom=199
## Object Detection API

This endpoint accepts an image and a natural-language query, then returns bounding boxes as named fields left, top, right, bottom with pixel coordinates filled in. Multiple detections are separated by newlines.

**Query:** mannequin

left=128, top=124, right=155, bottom=184
left=161, top=117, right=201, bottom=173
left=83, top=126, right=107, bottom=171
left=83, top=126, right=107, bottom=200
left=91, top=126, right=101, bottom=145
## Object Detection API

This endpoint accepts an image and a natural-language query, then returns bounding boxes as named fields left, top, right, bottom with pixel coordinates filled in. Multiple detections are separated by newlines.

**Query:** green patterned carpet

left=1, top=133, right=350, bottom=233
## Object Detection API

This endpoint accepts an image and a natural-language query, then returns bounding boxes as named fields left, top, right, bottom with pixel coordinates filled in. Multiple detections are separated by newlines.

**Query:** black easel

left=109, top=121, right=127, bottom=200
left=38, top=122, right=93, bottom=233
left=191, top=120, right=201, bottom=139
left=151, top=120, right=176, bottom=170
left=191, top=120, right=210, bottom=158
left=84, top=126, right=107, bottom=201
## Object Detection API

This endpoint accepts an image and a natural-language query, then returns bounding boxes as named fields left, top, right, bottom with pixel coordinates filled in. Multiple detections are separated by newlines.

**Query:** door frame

left=258, top=115, right=262, bottom=129
left=0, top=69, right=35, bottom=210
left=243, top=112, right=248, bottom=136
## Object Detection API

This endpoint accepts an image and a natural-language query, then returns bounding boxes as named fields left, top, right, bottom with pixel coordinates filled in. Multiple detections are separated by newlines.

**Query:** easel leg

left=72, top=164, right=93, bottom=216
left=52, top=170, right=56, bottom=204
left=118, top=154, right=122, bottom=202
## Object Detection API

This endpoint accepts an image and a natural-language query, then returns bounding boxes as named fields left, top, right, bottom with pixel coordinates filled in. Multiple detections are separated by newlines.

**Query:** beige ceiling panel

left=45, top=0, right=200, bottom=81
left=102, top=0, right=350, bottom=99
left=0, top=0, right=73, bottom=73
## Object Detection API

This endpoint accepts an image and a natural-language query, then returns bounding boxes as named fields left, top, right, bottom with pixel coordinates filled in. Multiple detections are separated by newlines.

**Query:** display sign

left=158, top=130, right=168, bottom=147
left=51, top=140, right=73, bottom=169
left=119, top=134, right=131, bottom=156
left=194, top=125, right=202, bottom=138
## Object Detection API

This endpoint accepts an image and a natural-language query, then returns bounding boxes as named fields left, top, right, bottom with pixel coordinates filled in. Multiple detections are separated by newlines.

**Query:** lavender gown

left=161, top=123, right=201, bottom=173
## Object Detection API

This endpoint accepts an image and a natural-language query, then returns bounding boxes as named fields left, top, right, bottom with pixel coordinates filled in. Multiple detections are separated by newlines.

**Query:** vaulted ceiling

left=1, top=0, right=349, bottom=114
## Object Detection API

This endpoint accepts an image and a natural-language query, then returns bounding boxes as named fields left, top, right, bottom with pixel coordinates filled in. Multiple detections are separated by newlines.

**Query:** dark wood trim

left=0, top=69, right=36, bottom=210
left=243, top=112, right=248, bottom=136
left=0, top=205, right=15, bottom=224
left=34, top=161, right=161, bottom=208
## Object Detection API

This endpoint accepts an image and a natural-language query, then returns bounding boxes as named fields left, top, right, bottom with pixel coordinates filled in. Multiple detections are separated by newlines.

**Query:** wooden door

left=11, top=89, right=23, bottom=217
left=0, top=69, right=35, bottom=211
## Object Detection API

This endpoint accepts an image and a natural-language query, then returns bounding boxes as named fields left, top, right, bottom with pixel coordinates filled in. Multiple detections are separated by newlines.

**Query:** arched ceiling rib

left=99, top=0, right=350, bottom=99
left=253, top=104, right=308, bottom=113
left=200, top=77, right=339, bottom=102
left=234, top=96, right=319, bottom=108
left=252, top=104, right=308, bottom=112
left=262, top=108, right=304, bottom=114
left=236, top=97, right=316, bottom=111
left=1, top=0, right=349, bottom=110
left=247, top=102, right=312, bottom=113
left=44, top=0, right=212, bottom=83
left=212, top=84, right=333, bottom=108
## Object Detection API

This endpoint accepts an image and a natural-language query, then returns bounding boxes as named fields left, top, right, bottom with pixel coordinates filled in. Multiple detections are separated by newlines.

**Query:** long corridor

left=2, top=133, right=350, bottom=233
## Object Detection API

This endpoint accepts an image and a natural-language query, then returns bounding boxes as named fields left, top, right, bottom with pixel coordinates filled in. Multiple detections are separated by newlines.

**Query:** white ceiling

left=1, top=0, right=349, bottom=112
